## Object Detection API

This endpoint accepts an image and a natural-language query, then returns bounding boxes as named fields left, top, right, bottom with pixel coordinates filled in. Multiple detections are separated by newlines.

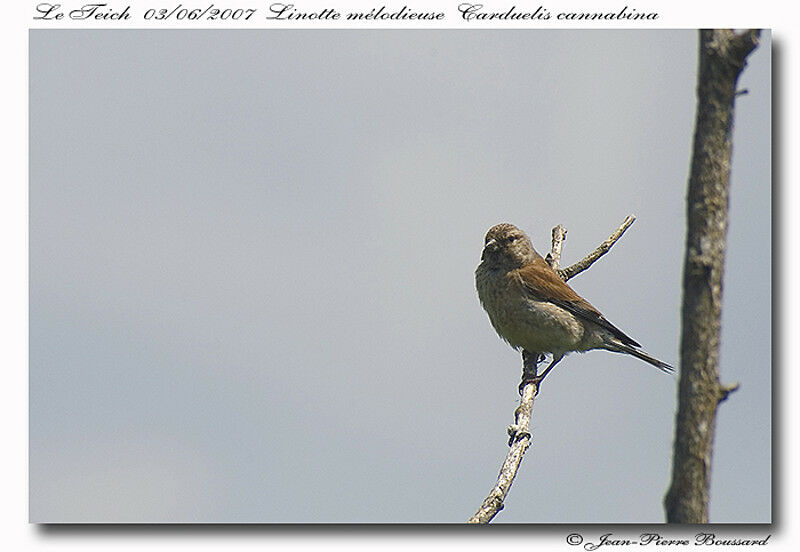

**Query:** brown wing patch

left=514, top=257, right=641, bottom=348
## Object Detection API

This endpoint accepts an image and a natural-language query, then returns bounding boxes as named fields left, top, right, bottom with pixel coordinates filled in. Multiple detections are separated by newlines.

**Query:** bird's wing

left=515, top=257, right=641, bottom=348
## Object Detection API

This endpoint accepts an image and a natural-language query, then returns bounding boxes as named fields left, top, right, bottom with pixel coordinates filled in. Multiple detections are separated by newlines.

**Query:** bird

left=475, top=222, right=672, bottom=388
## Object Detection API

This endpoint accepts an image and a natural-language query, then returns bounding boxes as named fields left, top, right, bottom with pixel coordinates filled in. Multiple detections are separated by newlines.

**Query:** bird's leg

left=519, top=354, right=561, bottom=395
left=509, top=351, right=541, bottom=444
left=536, top=355, right=561, bottom=384
left=509, top=351, right=553, bottom=444
left=518, top=351, right=544, bottom=394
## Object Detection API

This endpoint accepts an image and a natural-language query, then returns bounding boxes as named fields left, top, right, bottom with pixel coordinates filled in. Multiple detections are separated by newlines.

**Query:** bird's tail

left=605, top=341, right=674, bottom=374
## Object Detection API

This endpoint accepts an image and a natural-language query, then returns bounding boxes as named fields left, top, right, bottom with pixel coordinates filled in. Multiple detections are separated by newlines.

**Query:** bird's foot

left=518, top=354, right=560, bottom=395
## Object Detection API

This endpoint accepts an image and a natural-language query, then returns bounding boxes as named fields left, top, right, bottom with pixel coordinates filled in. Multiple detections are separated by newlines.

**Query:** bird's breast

left=476, top=264, right=585, bottom=353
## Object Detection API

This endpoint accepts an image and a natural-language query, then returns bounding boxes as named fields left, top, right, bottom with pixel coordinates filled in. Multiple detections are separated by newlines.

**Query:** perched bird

left=475, top=223, right=672, bottom=386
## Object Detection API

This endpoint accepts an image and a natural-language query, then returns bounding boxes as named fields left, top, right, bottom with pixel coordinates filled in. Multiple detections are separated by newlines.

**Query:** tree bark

left=664, top=29, right=760, bottom=524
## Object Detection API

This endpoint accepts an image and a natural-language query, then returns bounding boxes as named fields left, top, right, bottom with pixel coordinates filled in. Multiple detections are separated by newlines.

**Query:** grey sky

left=29, top=30, right=770, bottom=523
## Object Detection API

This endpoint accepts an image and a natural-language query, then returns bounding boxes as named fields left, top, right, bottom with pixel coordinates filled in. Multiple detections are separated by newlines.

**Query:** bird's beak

left=481, top=239, right=497, bottom=260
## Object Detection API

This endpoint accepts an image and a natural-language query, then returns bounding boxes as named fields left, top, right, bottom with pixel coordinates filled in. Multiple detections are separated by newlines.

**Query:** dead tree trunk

left=664, top=29, right=760, bottom=524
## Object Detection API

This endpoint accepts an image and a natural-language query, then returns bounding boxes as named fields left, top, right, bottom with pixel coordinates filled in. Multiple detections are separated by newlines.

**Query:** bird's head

left=481, top=223, right=538, bottom=270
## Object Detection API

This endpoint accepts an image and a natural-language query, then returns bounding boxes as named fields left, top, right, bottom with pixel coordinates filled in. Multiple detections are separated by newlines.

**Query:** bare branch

left=468, top=351, right=541, bottom=524
left=558, top=215, right=636, bottom=281
left=544, top=224, right=567, bottom=269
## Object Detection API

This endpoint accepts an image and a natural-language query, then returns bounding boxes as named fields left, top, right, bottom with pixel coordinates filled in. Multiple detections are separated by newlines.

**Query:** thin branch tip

left=546, top=224, right=568, bottom=269
left=559, top=216, right=636, bottom=281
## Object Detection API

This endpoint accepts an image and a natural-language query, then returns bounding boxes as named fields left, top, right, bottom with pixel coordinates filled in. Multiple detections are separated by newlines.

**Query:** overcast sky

left=29, top=29, right=770, bottom=523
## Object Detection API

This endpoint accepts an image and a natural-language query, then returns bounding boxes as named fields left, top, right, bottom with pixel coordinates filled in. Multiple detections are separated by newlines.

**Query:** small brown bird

left=475, top=223, right=672, bottom=384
